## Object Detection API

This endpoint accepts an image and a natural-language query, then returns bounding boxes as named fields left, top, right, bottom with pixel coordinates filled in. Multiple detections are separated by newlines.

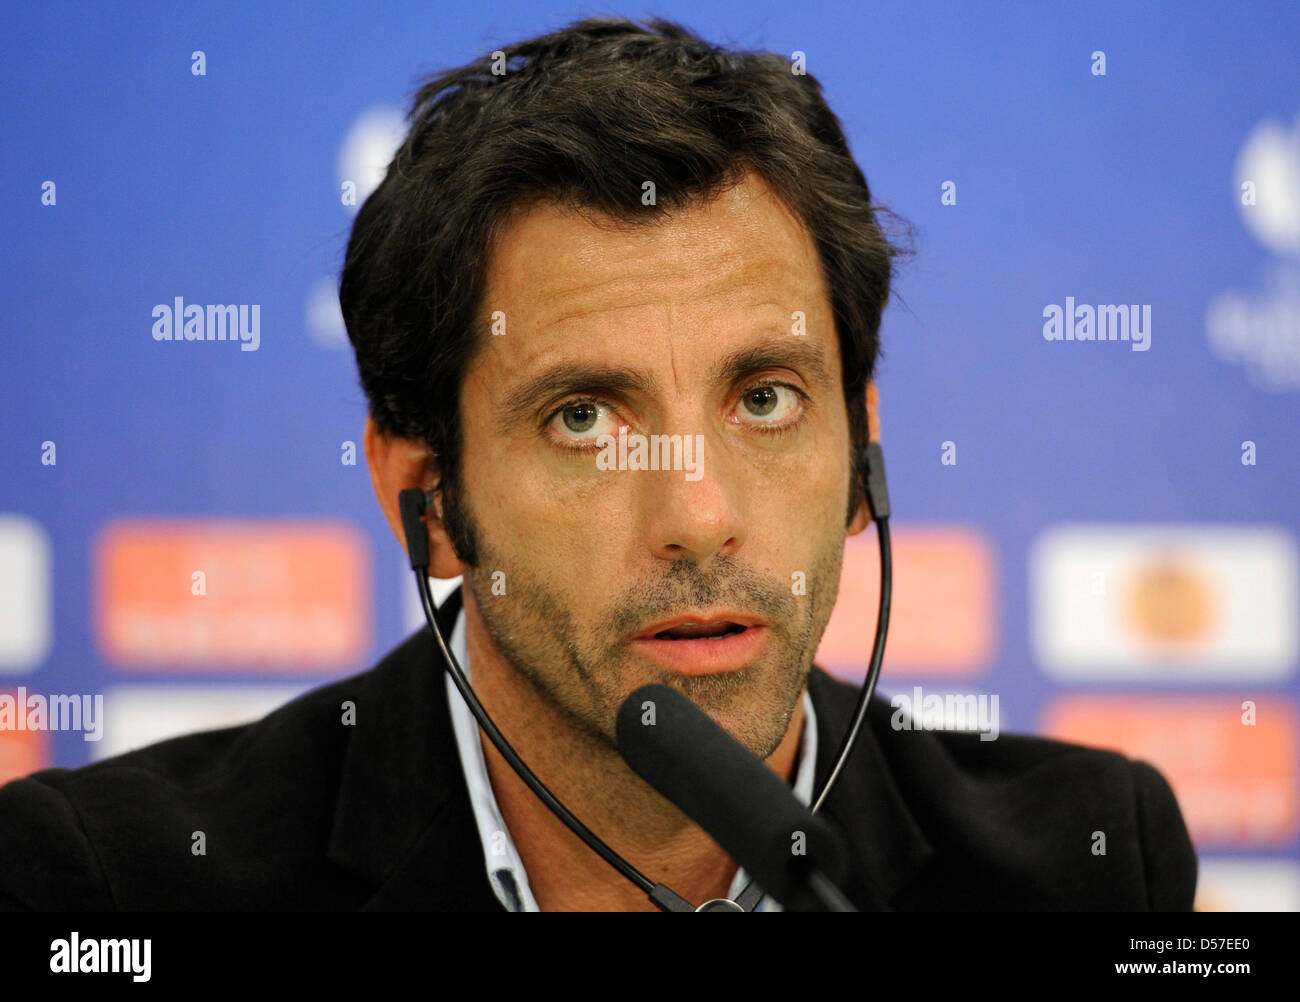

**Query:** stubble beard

left=450, top=490, right=848, bottom=763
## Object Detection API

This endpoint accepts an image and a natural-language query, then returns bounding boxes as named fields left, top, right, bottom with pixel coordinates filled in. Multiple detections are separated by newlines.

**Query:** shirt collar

left=444, top=604, right=819, bottom=912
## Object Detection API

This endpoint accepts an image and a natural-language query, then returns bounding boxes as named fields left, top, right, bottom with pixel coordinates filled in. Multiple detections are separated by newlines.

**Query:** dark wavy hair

left=341, top=16, right=909, bottom=566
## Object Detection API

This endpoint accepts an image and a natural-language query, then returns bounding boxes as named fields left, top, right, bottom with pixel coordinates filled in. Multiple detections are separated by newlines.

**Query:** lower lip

left=630, top=626, right=770, bottom=675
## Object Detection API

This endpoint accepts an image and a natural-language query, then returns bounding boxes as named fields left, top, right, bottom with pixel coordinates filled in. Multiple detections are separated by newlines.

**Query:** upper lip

left=634, top=611, right=769, bottom=640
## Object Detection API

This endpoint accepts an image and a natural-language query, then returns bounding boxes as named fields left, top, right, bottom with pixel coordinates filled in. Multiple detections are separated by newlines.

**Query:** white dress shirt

left=443, top=605, right=818, bottom=912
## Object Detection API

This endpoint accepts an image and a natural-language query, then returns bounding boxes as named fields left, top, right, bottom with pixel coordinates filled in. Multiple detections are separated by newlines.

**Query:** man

left=0, top=17, right=1195, bottom=911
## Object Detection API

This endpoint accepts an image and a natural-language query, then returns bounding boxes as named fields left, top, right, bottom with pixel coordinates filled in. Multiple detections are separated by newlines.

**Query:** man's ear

left=847, top=380, right=880, bottom=537
left=363, top=415, right=467, bottom=579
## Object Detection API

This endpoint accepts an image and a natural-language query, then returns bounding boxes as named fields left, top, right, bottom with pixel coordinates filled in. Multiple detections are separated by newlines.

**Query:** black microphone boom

left=616, top=683, right=855, bottom=911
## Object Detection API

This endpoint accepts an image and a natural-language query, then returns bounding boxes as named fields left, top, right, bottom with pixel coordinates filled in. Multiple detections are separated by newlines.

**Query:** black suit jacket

left=0, top=586, right=1197, bottom=910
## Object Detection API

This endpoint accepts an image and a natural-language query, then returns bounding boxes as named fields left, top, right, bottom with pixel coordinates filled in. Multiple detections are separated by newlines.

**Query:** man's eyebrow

left=494, top=337, right=833, bottom=432
left=707, top=338, right=833, bottom=392
left=495, top=365, right=661, bottom=432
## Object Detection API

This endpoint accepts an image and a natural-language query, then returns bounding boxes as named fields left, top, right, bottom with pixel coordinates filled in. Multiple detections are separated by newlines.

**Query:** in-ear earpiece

left=859, top=441, right=890, bottom=522
left=398, top=488, right=431, bottom=570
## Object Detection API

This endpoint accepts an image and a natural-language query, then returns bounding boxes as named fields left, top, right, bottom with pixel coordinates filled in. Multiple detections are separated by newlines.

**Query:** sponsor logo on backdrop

left=1194, top=858, right=1300, bottom=912
left=1030, top=524, right=1298, bottom=681
left=337, top=106, right=406, bottom=217
left=94, top=520, right=370, bottom=670
left=0, top=514, right=52, bottom=673
left=308, top=105, right=407, bottom=349
left=1206, top=111, right=1300, bottom=390
left=1041, top=696, right=1299, bottom=847
left=93, top=685, right=310, bottom=760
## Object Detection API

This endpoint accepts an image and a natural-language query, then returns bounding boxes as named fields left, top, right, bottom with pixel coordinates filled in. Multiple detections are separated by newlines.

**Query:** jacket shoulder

left=811, top=670, right=1197, bottom=910
left=0, top=630, right=428, bottom=910
left=888, top=707, right=1195, bottom=909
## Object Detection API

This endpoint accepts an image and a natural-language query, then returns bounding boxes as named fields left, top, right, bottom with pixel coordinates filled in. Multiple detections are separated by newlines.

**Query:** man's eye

left=734, top=383, right=802, bottom=426
left=550, top=398, right=620, bottom=442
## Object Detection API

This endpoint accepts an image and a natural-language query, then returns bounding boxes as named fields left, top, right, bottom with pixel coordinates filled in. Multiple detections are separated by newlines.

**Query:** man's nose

left=641, top=432, right=745, bottom=564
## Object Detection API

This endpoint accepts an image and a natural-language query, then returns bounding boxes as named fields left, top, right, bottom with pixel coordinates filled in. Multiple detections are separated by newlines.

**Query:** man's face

left=453, top=171, right=858, bottom=759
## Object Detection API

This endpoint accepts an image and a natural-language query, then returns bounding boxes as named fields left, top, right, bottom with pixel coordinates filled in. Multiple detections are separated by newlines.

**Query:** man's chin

left=615, top=658, right=805, bottom=761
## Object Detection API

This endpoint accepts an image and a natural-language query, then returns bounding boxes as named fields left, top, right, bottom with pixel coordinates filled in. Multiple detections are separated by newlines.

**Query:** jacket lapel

left=328, top=583, right=503, bottom=910
left=803, top=668, right=934, bottom=911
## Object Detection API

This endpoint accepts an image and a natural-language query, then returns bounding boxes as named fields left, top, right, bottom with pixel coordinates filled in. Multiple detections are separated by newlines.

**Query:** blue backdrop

left=2, top=0, right=1297, bottom=910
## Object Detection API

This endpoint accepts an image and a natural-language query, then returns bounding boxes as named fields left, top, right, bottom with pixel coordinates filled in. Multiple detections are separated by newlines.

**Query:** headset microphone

left=399, top=439, right=892, bottom=912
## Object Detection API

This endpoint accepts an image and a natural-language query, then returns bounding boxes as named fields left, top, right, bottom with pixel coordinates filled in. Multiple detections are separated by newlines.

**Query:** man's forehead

left=473, top=172, right=835, bottom=390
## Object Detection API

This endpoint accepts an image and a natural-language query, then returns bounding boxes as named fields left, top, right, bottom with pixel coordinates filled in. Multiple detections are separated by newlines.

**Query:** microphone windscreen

left=616, top=683, right=848, bottom=907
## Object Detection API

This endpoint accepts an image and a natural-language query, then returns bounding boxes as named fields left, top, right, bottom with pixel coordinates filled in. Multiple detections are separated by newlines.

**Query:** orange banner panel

left=818, top=525, right=996, bottom=681
left=95, top=520, right=370, bottom=671
left=0, top=697, right=49, bottom=785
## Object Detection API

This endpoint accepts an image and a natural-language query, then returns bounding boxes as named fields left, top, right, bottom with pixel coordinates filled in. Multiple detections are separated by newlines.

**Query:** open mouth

left=652, top=622, right=748, bottom=641
left=632, top=619, right=768, bottom=674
